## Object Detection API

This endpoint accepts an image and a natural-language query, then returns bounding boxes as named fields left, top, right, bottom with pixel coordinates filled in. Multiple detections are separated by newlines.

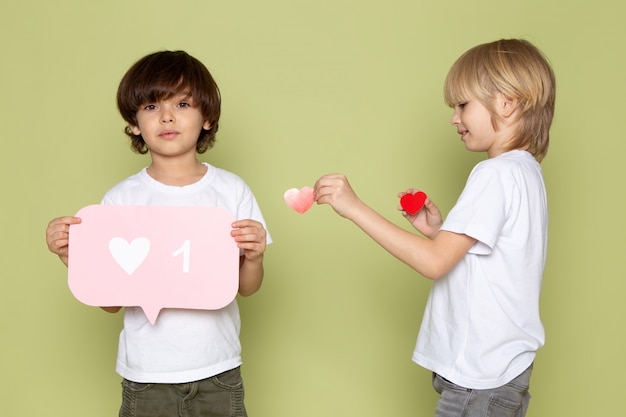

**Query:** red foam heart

left=284, top=187, right=315, bottom=214
left=400, top=191, right=427, bottom=215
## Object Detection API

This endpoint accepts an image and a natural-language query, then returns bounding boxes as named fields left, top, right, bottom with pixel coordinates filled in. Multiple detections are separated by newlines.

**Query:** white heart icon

left=109, top=237, right=150, bottom=275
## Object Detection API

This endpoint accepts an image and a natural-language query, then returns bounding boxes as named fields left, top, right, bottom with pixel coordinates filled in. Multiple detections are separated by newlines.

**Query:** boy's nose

left=450, top=109, right=460, bottom=125
left=161, top=111, right=174, bottom=123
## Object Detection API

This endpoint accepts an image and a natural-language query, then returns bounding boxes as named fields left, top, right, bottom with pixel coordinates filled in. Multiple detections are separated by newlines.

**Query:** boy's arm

left=231, top=219, right=267, bottom=296
left=314, top=174, right=475, bottom=280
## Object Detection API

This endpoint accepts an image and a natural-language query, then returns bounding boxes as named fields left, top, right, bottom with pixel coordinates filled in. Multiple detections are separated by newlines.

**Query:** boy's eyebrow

left=141, top=91, right=193, bottom=105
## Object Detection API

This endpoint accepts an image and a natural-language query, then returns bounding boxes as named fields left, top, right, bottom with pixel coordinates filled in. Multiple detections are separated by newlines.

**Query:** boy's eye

left=143, top=104, right=157, bottom=111
left=178, top=101, right=191, bottom=108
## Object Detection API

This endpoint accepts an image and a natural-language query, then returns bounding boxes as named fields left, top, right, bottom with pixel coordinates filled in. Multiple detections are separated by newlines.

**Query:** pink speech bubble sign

left=68, top=205, right=239, bottom=324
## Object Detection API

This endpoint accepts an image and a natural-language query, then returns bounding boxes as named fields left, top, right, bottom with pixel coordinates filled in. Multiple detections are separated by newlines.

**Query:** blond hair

left=444, top=39, right=555, bottom=161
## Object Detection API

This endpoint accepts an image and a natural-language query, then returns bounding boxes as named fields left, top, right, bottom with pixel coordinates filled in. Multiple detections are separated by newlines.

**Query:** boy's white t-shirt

left=101, top=163, right=272, bottom=384
left=412, top=150, right=547, bottom=389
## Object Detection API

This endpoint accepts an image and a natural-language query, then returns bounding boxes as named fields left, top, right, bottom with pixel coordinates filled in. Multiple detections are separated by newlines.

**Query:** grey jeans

left=119, top=366, right=247, bottom=417
left=432, top=364, right=533, bottom=417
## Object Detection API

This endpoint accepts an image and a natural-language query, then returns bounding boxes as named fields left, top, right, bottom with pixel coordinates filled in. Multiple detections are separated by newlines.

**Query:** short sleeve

left=440, top=164, right=509, bottom=255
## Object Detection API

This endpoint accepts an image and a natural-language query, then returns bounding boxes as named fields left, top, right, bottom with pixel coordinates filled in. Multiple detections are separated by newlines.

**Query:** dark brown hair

left=116, top=50, right=221, bottom=154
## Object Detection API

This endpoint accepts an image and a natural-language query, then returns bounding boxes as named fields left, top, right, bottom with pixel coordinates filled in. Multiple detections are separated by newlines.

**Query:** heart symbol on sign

left=284, top=186, right=315, bottom=214
left=400, top=191, right=427, bottom=215
left=109, top=237, right=151, bottom=275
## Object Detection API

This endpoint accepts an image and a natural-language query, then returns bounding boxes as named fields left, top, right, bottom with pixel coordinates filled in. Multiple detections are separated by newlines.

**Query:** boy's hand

left=231, top=219, right=267, bottom=262
left=313, top=174, right=363, bottom=219
left=398, top=190, right=443, bottom=239
left=46, top=216, right=82, bottom=266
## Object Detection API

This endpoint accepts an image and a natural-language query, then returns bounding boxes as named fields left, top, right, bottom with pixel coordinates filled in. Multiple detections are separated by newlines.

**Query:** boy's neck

left=146, top=157, right=207, bottom=186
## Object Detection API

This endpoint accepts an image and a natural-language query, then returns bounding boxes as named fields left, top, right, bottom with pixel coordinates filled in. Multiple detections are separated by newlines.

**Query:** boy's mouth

left=159, top=130, right=179, bottom=139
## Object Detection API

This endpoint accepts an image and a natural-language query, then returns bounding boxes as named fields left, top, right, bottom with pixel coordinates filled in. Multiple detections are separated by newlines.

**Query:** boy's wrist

left=243, top=254, right=264, bottom=265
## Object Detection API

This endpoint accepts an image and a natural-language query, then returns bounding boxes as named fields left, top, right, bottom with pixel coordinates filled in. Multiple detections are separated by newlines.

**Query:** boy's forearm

left=347, top=202, right=472, bottom=280
left=238, top=257, right=264, bottom=296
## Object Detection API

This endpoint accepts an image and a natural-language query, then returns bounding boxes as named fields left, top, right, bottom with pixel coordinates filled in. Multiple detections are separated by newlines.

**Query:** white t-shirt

left=101, top=163, right=272, bottom=383
left=412, top=150, right=547, bottom=389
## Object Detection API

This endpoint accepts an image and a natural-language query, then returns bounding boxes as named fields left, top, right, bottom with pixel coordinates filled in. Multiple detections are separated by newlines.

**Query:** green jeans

left=119, top=366, right=247, bottom=417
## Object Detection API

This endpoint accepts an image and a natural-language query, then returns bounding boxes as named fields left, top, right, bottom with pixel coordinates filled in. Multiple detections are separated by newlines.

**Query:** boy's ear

left=203, top=120, right=212, bottom=130
left=499, top=93, right=518, bottom=118
left=130, top=125, right=141, bottom=136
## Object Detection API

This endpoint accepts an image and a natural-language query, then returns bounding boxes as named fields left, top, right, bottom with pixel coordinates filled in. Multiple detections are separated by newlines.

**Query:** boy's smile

left=456, top=127, right=469, bottom=142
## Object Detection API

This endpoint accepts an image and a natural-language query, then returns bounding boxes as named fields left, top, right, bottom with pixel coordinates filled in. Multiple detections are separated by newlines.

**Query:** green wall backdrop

left=2, top=1, right=625, bottom=416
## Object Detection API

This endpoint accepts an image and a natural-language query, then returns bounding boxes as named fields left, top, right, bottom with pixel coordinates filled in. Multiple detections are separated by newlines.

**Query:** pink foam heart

left=284, top=187, right=315, bottom=214
left=400, top=191, right=427, bottom=215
